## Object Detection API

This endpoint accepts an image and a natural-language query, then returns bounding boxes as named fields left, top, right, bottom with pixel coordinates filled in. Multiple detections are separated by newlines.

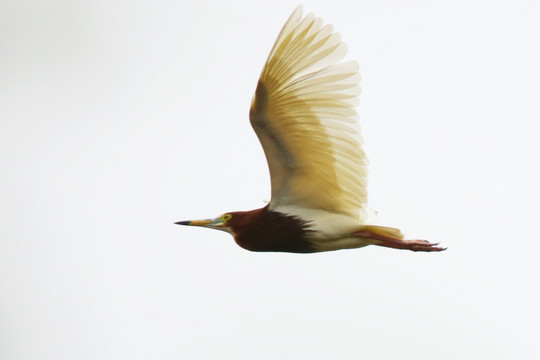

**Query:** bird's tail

left=358, top=225, right=404, bottom=240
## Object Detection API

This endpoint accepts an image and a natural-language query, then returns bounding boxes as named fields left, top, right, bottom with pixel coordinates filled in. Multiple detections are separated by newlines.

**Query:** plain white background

left=1, top=0, right=539, bottom=359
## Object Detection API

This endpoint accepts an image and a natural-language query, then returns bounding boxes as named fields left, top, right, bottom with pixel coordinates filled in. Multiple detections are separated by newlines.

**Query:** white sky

left=1, top=0, right=539, bottom=359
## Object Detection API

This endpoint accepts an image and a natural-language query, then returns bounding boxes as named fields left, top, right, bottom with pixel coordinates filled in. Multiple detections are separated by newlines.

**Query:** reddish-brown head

left=176, top=206, right=315, bottom=253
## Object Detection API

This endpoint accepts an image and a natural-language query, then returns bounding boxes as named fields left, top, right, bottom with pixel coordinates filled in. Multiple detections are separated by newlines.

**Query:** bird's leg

left=353, top=230, right=446, bottom=252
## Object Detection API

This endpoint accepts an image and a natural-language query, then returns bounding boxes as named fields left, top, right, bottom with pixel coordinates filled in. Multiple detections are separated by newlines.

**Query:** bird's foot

left=354, top=230, right=446, bottom=252
left=398, top=239, right=446, bottom=252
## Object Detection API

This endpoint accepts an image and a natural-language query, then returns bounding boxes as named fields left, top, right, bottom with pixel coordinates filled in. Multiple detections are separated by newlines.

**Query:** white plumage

left=250, top=6, right=367, bottom=222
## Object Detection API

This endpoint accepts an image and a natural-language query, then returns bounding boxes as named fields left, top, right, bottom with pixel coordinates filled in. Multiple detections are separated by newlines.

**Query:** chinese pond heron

left=176, top=6, right=446, bottom=253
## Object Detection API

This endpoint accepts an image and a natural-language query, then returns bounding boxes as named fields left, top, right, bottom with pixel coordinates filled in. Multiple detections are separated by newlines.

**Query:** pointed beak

left=174, top=218, right=224, bottom=228
left=175, top=220, right=192, bottom=225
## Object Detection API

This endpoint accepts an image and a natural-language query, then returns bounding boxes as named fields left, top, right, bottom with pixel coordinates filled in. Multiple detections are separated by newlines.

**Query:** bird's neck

left=232, top=206, right=315, bottom=253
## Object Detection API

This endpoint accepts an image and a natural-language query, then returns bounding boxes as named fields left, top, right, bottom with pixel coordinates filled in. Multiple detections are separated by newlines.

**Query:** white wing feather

left=250, top=6, right=369, bottom=221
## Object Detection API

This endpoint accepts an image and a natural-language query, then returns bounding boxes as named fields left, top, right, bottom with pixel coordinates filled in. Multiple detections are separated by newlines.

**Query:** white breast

left=275, top=205, right=378, bottom=251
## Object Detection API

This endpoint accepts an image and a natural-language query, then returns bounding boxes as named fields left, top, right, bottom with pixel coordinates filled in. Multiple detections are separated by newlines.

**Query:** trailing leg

left=353, top=225, right=446, bottom=252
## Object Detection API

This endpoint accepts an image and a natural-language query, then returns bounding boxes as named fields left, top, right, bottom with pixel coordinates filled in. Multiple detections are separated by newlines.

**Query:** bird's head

left=175, top=208, right=265, bottom=237
left=175, top=212, right=235, bottom=234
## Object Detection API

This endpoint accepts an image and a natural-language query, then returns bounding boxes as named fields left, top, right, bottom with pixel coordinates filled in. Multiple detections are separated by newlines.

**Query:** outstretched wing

left=250, top=6, right=367, bottom=220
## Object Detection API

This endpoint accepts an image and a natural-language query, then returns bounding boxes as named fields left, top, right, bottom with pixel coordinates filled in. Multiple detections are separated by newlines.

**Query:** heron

left=176, top=6, right=446, bottom=253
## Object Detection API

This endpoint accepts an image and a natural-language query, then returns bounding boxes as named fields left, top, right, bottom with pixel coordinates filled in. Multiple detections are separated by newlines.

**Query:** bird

left=176, top=6, right=446, bottom=253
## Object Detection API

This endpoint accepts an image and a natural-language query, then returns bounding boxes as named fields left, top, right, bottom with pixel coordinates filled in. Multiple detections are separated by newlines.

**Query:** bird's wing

left=250, top=6, right=368, bottom=220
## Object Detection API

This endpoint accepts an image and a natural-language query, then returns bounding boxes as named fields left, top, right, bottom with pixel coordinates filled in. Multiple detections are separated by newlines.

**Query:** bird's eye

left=223, top=214, right=232, bottom=221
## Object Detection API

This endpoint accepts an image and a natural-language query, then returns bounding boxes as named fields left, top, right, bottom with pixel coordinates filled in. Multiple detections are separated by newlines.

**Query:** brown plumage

left=227, top=207, right=315, bottom=253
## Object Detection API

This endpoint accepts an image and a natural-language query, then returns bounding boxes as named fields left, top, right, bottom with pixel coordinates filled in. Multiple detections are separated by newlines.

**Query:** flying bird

left=176, top=6, right=446, bottom=253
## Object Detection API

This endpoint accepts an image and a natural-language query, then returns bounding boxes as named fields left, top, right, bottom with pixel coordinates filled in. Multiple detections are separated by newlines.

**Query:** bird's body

left=222, top=206, right=370, bottom=253
left=177, top=6, right=446, bottom=253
